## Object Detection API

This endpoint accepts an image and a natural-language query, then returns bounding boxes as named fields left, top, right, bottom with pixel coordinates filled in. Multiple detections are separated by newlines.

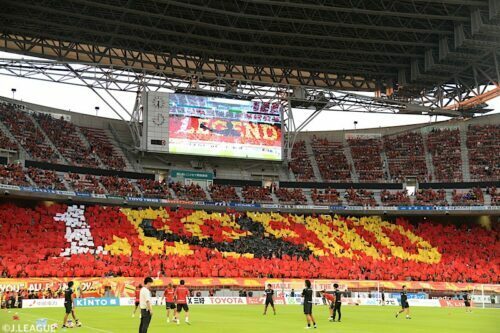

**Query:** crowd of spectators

left=384, top=132, right=428, bottom=182
left=426, top=128, right=463, bottom=181
left=64, top=173, right=105, bottom=194
left=467, top=124, right=499, bottom=181
left=348, top=138, right=385, bottom=182
left=100, top=176, right=139, bottom=197
left=414, top=188, right=448, bottom=206
left=0, top=130, right=17, bottom=152
left=26, top=167, right=66, bottom=190
left=0, top=164, right=29, bottom=186
left=33, top=113, right=99, bottom=168
left=80, top=127, right=127, bottom=171
left=1, top=203, right=498, bottom=283
left=209, top=184, right=240, bottom=202
left=380, top=190, right=411, bottom=206
left=171, top=182, right=207, bottom=201
left=487, top=187, right=499, bottom=205
left=136, top=179, right=172, bottom=198
left=0, top=105, right=59, bottom=162
left=311, top=188, right=342, bottom=205
left=289, top=141, right=315, bottom=181
left=241, top=186, right=273, bottom=203
left=311, top=137, right=351, bottom=182
left=344, top=188, right=377, bottom=206
left=452, top=188, right=484, bottom=206
left=275, top=188, right=306, bottom=204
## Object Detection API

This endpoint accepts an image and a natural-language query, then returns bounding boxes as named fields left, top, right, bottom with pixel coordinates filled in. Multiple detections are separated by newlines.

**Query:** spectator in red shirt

left=174, top=280, right=190, bottom=325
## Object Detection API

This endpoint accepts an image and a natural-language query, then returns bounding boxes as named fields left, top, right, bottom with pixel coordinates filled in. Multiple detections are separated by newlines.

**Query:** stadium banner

left=229, top=202, right=261, bottom=208
left=284, top=296, right=303, bottom=305
left=21, top=298, right=65, bottom=308
left=390, top=292, right=427, bottom=300
left=438, top=299, right=470, bottom=307
left=340, top=298, right=399, bottom=306
left=246, top=297, right=286, bottom=305
left=119, top=297, right=136, bottom=306
left=198, top=297, right=248, bottom=305
left=18, top=186, right=75, bottom=196
left=345, top=133, right=381, bottom=139
left=74, top=297, right=120, bottom=307
left=471, top=295, right=491, bottom=303
left=1, top=278, right=498, bottom=297
left=407, top=299, right=441, bottom=307
left=75, top=192, right=92, bottom=198
left=0, top=184, right=20, bottom=191
left=126, top=197, right=161, bottom=203
left=171, top=169, right=213, bottom=180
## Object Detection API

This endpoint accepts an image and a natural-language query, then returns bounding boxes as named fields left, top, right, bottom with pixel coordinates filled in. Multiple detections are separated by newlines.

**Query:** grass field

left=0, top=305, right=498, bottom=333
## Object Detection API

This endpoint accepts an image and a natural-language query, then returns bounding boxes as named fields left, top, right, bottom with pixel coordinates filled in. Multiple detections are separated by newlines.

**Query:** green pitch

left=0, top=305, right=498, bottom=333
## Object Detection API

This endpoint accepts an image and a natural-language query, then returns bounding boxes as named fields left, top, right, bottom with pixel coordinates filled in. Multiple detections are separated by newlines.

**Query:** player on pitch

left=164, top=283, right=176, bottom=322
left=302, top=280, right=316, bottom=329
left=173, top=280, right=190, bottom=325
left=62, top=281, right=82, bottom=328
left=263, top=284, right=276, bottom=315
left=320, top=290, right=335, bottom=321
left=132, top=284, right=142, bottom=317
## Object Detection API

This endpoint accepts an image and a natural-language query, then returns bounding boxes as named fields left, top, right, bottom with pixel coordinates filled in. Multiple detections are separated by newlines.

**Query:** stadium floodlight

left=354, top=120, right=358, bottom=130
left=11, top=88, right=16, bottom=99
left=95, top=106, right=100, bottom=116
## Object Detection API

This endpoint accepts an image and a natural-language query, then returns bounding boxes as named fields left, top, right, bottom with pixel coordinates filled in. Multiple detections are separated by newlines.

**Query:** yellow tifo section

left=105, top=236, right=132, bottom=256
left=247, top=212, right=377, bottom=258
left=309, top=214, right=381, bottom=259
left=247, top=213, right=441, bottom=263
left=119, top=207, right=193, bottom=256
left=180, top=210, right=251, bottom=240
left=360, top=217, right=441, bottom=263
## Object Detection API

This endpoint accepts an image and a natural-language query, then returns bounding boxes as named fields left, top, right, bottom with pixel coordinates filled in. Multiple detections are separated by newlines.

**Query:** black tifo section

left=140, top=215, right=311, bottom=260
left=25, top=160, right=153, bottom=180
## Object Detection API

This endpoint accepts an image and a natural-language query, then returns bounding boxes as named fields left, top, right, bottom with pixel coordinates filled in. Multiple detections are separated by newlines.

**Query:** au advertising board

left=22, top=298, right=65, bottom=308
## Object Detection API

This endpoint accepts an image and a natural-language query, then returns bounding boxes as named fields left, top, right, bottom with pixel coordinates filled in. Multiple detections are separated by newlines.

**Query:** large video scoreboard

left=142, top=92, right=283, bottom=161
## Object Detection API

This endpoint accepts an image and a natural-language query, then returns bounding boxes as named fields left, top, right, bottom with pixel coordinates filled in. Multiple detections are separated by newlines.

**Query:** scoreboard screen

left=143, top=93, right=283, bottom=161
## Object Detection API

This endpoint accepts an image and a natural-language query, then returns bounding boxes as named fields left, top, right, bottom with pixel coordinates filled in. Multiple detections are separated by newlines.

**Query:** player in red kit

left=132, top=284, right=142, bottom=318
left=164, top=283, right=176, bottom=323
left=173, top=280, right=190, bottom=325
left=320, top=290, right=335, bottom=321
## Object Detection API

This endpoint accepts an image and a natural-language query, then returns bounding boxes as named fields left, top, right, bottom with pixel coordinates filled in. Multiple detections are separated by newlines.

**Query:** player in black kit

left=332, top=283, right=342, bottom=322
left=395, top=285, right=411, bottom=319
left=263, top=284, right=276, bottom=315
left=62, top=281, right=82, bottom=328
left=302, top=280, right=316, bottom=329
left=463, top=290, right=472, bottom=313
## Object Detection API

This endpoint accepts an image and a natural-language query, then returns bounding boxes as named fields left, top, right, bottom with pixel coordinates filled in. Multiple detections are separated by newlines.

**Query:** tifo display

left=0, top=203, right=497, bottom=283
left=144, top=93, right=282, bottom=160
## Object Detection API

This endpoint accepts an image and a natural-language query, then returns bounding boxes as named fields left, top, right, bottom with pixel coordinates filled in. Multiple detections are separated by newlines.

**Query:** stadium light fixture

left=11, top=88, right=16, bottom=99
left=354, top=120, right=358, bottom=130
left=95, top=106, right=100, bottom=116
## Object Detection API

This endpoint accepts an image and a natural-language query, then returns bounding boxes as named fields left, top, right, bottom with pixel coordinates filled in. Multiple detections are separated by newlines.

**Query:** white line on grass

left=16, top=310, right=115, bottom=333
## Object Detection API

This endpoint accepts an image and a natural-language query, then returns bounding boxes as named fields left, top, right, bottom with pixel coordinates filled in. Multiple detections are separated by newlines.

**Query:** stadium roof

left=0, top=0, right=499, bottom=100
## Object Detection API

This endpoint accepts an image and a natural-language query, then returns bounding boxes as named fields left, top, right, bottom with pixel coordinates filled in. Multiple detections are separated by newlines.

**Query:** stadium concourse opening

left=0, top=0, right=499, bottom=332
